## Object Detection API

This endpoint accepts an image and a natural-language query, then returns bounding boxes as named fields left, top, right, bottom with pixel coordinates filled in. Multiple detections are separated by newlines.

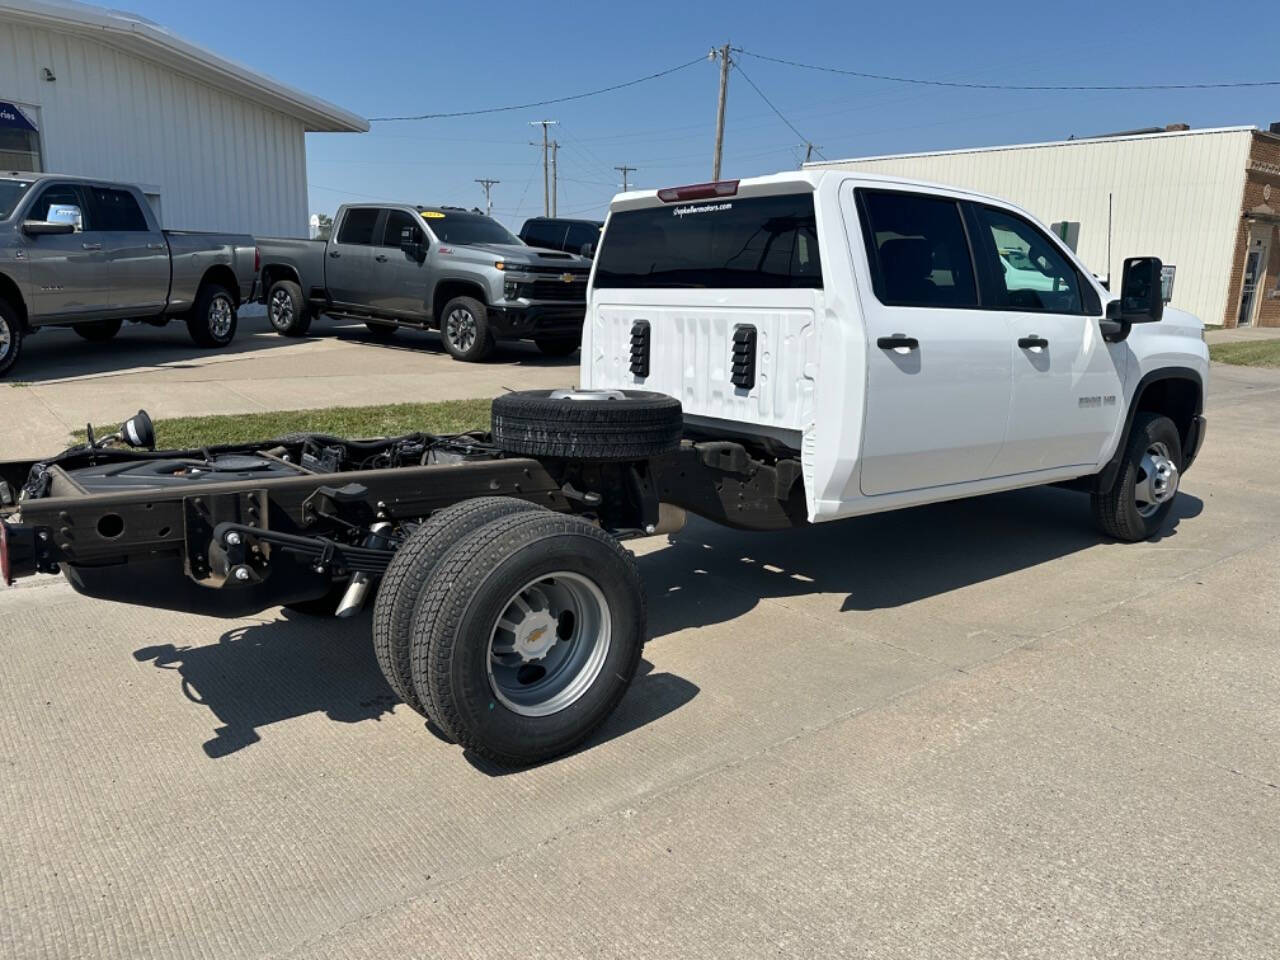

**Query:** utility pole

left=615, top=164, right=636, bottom=192
left=800, top=142, right=822, bottom=168
left=474, top=178, right=500, bottom=217
left=550, top=141, right=559, bottom=217
left=530, top=120, right=558, bottom=216
left=710, top=43, right=732, bottom=181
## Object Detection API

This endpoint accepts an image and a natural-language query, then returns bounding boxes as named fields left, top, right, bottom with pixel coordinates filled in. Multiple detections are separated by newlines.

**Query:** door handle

left=1018, top=335, right=1049, bottom=349
left=374, top=254, right=389, bottom=263
left=328, top=250, right=341, bottom=259
left=146, top=243, right=166, bottom=250
left=81, top=242, right=102, bottom=251
left=876, top=334, right=919, bottom=351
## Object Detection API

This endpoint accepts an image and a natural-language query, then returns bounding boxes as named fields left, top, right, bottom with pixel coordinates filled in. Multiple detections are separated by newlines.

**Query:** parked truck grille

left=528, top=279, right=587, bottom=302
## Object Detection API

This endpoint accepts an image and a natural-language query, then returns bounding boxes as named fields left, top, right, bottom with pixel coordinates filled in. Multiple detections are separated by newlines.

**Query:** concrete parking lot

left=2, top=310, right=578, bottom=458
left=1, top=362, right=1278, bottom=959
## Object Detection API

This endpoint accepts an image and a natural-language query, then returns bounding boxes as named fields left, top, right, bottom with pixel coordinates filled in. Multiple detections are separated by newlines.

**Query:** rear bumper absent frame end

left=0, top=520, right=39, bottom=585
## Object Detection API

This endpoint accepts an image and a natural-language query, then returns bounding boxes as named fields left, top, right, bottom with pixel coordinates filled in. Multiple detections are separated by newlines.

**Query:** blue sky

left=123, top=0, right=1279, bottom=231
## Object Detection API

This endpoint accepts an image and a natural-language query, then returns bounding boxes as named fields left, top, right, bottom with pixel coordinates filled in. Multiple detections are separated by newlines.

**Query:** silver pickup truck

left=257, top=204, right=590, bottom=362
left=0, top=173, right=258, bottom=378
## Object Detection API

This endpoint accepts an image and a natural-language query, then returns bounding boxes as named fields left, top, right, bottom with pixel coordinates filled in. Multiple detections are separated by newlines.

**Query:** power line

left=739, top=49, right=1280, bottom=91
left=730, top=61, right=825, bottom=161
left=368, top=56, right=706, bottom=121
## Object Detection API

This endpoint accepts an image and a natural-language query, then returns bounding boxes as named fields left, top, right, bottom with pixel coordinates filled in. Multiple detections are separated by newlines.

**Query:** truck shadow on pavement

left=639, top=485, right=1204, bottom=636
left=327, top=322, right=583, bottom=368
left=131, top=611, right=696, bottom=762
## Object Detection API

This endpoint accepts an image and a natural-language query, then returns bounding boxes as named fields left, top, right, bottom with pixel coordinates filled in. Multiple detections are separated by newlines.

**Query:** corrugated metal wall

left=0, top=19, right=309, bottom=236
left=811, top=129, right=1252, bottom=325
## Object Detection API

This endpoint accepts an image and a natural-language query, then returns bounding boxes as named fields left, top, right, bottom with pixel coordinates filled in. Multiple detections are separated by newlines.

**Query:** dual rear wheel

left=372, top=498, right=646, bottom=766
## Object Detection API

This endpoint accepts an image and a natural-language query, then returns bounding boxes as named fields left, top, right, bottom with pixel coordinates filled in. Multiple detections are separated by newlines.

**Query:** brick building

left=810, top=124, right=1280, bottom=328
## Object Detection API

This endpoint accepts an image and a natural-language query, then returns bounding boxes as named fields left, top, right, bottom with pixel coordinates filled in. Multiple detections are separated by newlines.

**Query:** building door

left=1238, top=237, right=1269, bottom=327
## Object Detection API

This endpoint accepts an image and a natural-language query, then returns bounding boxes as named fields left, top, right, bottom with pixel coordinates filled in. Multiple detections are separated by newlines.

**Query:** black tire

left=534, top=336, right=579, bottom=357
left=73, top=318, right=123, bottom=342
left=185, top=283, right=238, bottom=348
left=492, top=389, right=683, bottom=461
left=1092, top=413, right=1183, bottom=542
left=372, top=497, right=547, bottom=717
left=266, top=279, right=311, bottom=337
left=364, top=321, right=398, bottom=340
left=410, top=511, right=645, bottom=766
left=0, top=299, right=22, bottom=379
left=439, top=296, right=495, bottom=362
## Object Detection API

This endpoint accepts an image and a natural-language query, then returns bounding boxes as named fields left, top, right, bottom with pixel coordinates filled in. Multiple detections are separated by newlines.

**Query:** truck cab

left=582, top=171, right=1208, bottom=535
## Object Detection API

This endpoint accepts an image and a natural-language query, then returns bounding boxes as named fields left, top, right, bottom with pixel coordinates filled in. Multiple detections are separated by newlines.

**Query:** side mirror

left=400, top=229, right=426, bottom=261
left=1119, top=256, right=1164, bottom=323
left=579, top=242, right=595, bottom=258
left=22, top=219, right=75, bottom=237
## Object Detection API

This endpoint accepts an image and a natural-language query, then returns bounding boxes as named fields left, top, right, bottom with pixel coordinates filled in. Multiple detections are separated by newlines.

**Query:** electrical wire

left=368, top=56, right=707, bottom=121
left=739, top=49, right=1280, bottom=91
left=731, top=61, right=825, bottom=161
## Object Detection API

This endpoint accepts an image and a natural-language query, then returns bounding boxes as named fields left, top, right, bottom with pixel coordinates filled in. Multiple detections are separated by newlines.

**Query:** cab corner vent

left=630, top=320, right=650, bottom=378
left=731, top=325, right=757, bottom=391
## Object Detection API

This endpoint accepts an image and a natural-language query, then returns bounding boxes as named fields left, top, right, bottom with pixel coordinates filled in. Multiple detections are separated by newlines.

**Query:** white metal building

left=0, top=0, right=366, bottom=236
left=808, top=125, right=1280, bottom=328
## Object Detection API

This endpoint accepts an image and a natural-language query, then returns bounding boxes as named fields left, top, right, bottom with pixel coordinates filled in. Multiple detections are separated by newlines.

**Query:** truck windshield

left=593, top=192, right=823, bottom=289
left=419, top=211, right=522, bottom=246
left=0, top=178, right=33, bottom=220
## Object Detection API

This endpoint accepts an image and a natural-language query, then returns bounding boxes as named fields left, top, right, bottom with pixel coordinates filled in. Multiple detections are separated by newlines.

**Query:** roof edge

left=0, top=0, right=368, bottom=133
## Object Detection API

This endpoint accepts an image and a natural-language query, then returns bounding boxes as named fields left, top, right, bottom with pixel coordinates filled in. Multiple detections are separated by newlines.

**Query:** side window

left=381, top=209, right=423, bottom=247
left=974, top=205, right=1083, bottom=314
left=28, top=183, right=84, bottom=229
left=523, top=221, right=554, bottom=248
left=337, top=208, right=379, bottom=245
left=90, top=187, right=149, bottom=231
left=858, top=190, right=978, bottom=308
left=566, top=222, right=599, bottom=251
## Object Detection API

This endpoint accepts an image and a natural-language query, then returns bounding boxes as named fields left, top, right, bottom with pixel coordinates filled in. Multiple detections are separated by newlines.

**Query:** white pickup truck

left=583, top=171, right=1208, bottom=542
left=0, top=172, right=1207, bottom=768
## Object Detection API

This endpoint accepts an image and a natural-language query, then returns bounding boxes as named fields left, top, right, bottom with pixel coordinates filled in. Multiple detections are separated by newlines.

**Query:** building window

left=0, top=100, right=42, bottom=172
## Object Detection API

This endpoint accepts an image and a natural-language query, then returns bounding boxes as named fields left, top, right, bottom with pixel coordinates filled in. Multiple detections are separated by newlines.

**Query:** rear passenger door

left=967, top=203, right=1125, bottom=474
left=851, top=187, right=1013, bottom=496
left=88, top=185, right=169, bottom=314
left=326, top=207, right=381, bottom=307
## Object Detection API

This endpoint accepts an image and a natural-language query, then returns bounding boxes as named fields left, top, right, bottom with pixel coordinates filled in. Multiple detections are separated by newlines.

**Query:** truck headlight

left=504, top=280, right=520, bottom=300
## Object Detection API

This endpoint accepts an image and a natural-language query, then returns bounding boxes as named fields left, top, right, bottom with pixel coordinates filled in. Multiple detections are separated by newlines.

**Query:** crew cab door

left=367, top=209, right=430, bottom=318
left=22, top=181, right=106, bottom=320
left=851, top=187, right=1012, bottom=496
left=325, top=207, right=380, bottom=307
left=966, top=202, right=1126, bottom=474
left=85, top=185, right=170, bottom=314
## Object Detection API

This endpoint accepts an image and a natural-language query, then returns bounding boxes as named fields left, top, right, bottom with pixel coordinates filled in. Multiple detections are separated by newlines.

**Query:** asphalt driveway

left=1, top=363, right=1276, bottom=959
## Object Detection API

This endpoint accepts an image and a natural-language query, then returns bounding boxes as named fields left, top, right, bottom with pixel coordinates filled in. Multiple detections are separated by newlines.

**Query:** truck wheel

left=535, top=336, right=579, bottom=357
left=0, top=300, right=24, bottom=378
left=440, top=296, right=495, bottom=362
left=492, top=389, right=683, bottom=461
left=1092, top=413, right=1183, bottom=542
left=410, top=511, right=645, bottom=766
left=372, top=497, right=546, bottom=716
left=267, top=279, right=311, bottom=337
left=186, top=283, right=238, bottom=348
left=73, top=319, right=123, bottom=342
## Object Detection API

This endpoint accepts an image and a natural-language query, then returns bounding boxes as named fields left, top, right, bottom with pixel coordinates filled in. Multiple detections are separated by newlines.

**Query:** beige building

left=809, top=124, right=1280, bottom=328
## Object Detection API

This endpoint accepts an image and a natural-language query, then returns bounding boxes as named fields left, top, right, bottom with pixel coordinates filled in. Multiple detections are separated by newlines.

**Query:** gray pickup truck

left=0, top=173, right=257, bottom=378
left=257, top=204, right=590, bottom=362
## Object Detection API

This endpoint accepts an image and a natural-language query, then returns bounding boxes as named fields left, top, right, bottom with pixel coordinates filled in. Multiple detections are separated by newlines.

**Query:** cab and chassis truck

left=0, top=173, right=258, bottom=378
left=0, top=172, right=1207, bottom=766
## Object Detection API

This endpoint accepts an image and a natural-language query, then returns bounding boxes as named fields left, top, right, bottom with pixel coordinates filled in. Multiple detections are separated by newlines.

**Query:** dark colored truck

left=257, top=204, right=591, bottom=362
left=519, top=217, right=603, bottom=257
left=0, top=173, right=258, bottom=378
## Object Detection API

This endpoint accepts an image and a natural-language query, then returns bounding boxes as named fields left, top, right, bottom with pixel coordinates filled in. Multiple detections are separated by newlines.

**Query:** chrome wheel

left=268, top=288, right=294, bottom=330
left=1135, top=440, right=1179, bottom=518
left=487, top=571, right=612, bottom=717
left=208, top=294, right=234, bottom=340
left=445, top=307, right=477, bottom=353
left=0, top=314, right=10, bottom=360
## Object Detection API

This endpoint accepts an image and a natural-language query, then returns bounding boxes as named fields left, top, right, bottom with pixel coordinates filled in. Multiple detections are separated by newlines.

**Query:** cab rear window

left=594, top=193, right=822, bottom=289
